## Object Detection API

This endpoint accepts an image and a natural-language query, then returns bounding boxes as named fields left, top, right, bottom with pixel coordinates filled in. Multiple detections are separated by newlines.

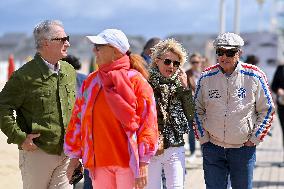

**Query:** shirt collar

left=40, top=56, right=61, bottom=74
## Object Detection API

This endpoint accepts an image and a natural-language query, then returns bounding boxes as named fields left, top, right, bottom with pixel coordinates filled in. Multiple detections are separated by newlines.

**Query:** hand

left=244, top=141, right=255, bottom=146
left=66, top=158, right=80, bottom=182
left=277, top=88, right=284, bottom=96
left=21, top=133, right=40, bottom=151
left=135, top=162, right=148, bottom=189
left=178, top=68, right=188, bottom=89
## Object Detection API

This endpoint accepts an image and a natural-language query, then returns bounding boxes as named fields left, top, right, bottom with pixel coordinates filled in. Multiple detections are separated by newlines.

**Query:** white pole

left=234, top=0, right=240, bottom=34
left=270, top=0, right=277, bottom=33
left=220, top=0, right=225, bottom=33
left=256, top=0, right=265, bottom=33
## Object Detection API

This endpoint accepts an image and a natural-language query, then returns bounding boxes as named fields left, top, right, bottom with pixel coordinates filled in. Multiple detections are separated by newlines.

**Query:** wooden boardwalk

left=184, top=116, right=284, bottom=189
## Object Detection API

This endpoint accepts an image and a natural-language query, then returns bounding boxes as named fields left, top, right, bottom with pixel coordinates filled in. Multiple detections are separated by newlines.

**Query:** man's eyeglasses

left=216, top=49, right=238, bottom=57
left=51, top=36, right=70, bottom=43
left=163, top=58, right=181, bottom=67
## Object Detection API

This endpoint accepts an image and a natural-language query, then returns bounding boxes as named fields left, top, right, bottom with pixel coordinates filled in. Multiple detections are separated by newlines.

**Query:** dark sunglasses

left=51, top=36, right=70, bottom=43
left=93, top=44, right=111, bottom=51
left=216, top=49, right=239, bottom=57
left=191, top=61, right=200, bottom=64
left=163, top=58, right=180, bottom=67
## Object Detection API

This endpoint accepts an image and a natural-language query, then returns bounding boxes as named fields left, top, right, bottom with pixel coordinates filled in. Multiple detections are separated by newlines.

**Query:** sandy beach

left=0, top=80, right=22, bottom=188
left=0, top=132, right=22, bottom=188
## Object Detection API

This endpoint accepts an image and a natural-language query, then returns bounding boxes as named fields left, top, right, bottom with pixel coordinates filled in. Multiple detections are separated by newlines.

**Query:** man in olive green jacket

left=0, top=20, right=76, bottom=189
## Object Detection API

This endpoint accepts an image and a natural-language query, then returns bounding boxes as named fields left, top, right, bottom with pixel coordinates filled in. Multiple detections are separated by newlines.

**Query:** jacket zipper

left=91, top=86, right=102, bottom=167
left=224, top=77, right=229, bottom=142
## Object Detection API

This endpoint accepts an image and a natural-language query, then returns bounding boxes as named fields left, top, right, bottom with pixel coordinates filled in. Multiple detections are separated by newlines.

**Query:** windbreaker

left=194, top=62, right=275, bottom=148
left=64, top=69, right=158, bottom=178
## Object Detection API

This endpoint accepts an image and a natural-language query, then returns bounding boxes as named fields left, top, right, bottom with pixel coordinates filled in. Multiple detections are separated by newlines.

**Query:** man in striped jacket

left=194, top=32, right=275, bottom=189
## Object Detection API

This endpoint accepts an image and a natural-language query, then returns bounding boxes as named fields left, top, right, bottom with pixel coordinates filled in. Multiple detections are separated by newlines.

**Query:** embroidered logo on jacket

left=209, top=89, right=221, bottom=99
left=238, top=87, right=246, bottom=99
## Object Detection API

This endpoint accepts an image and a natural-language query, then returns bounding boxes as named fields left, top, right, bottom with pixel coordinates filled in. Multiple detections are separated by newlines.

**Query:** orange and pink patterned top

left=64, top=68, right=158, bottom=178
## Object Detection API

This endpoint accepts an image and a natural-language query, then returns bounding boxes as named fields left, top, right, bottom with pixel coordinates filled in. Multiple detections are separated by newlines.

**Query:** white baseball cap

left=213, top=32, right=244, bottom=49
left=86, top=29, right=130, bottom=54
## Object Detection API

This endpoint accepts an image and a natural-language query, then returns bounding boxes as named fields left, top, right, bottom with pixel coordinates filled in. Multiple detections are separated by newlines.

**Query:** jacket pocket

left=31, top=89, right=54, bottom=114
left=41, top=90, right=55, bottom=114
left=31, top=116, right=51, bottom=130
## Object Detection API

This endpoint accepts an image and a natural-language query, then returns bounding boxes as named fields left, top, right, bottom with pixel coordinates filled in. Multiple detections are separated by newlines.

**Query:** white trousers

left=19, top=149, right=72, bottom=189
left=146, top=146, right=185, bottom=189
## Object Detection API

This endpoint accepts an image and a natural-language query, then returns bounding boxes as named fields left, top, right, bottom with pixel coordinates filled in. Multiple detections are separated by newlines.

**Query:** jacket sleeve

left=64, top=82, right=84, bottom=159
left=194, top=76, right=210, bottom=144
left=249, top=72, right=275, bottom=145
left=0, top=72, right=27, bottom=145
left=136, top=77, right=158, bottom=164
left=177, top=87, right=195, bottom=122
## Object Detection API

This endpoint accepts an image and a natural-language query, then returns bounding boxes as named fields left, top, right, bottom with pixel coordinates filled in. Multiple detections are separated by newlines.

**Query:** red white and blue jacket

left=194, top=62, right=275, bottom=148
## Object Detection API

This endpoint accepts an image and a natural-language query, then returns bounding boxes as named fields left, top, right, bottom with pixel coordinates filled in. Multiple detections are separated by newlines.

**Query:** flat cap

left=213, top=32, right=244, bottom=49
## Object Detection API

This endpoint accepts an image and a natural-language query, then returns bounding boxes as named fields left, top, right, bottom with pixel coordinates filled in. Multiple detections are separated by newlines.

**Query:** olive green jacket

left=0, top=53, right=76, bottom=155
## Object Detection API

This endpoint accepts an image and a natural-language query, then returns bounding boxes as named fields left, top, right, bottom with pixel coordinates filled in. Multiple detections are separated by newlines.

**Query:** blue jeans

left=202, top=142, right=256, bottom=189
left=83, top=169, right=93, bottom=189
left=188, top=122, right=196, bottom=154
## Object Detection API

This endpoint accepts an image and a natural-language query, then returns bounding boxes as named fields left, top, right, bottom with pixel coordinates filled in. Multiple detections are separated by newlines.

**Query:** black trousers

left=277, top=108, right=284, bottom=148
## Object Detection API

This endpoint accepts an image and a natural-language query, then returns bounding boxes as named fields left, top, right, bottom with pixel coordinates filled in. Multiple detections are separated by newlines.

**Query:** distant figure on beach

left=271, top=64, right=284, bottom=163
left=194, top=32, right=275, bottom=189
left=141, top=37, right=161, bottom=67
left=185, top=52, right=203, bottom=162
left=245, top=55, right=259, bottom=66
left=0, top=20, right=76, bottom=189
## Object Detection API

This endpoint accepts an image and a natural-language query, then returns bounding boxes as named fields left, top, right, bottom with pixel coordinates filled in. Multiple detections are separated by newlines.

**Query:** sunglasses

left=191, top=61, right=200, bottom=64
left=163, top=58, right=181, bottom=67
left=51, top=36, right=70, bottom=43
left=216, top=49, right=239, bottom=57
left=93, top=44, right=107, bottom=51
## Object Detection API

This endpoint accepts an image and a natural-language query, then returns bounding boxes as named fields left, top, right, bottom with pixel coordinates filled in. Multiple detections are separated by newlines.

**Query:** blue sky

left=0, top=0, right=274, bottom=38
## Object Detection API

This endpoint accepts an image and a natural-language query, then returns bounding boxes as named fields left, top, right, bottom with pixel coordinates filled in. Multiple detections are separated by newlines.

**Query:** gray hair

left=33, top=20, right=64, bottom=50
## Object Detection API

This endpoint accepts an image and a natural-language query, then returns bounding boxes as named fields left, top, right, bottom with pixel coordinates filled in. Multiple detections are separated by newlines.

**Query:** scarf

left=149, top=67, right=189, bottom=145
left=98, top=55, right=139, bottom=132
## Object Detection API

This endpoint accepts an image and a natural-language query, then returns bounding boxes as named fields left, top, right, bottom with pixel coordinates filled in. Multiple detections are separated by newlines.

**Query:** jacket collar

left=34, top=53, right=55, bottom=79
left=34, top=53, right=67, bottom=79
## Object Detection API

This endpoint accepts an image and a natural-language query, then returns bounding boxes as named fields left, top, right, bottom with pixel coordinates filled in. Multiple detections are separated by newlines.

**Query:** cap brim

left=217, top=45, right=239, bottom=50
left=86, top=36, right=108, bottom=44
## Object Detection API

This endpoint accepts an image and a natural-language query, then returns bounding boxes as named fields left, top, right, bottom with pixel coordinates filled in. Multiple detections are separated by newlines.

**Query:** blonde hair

left=150, top=38, right=188, bottom=67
